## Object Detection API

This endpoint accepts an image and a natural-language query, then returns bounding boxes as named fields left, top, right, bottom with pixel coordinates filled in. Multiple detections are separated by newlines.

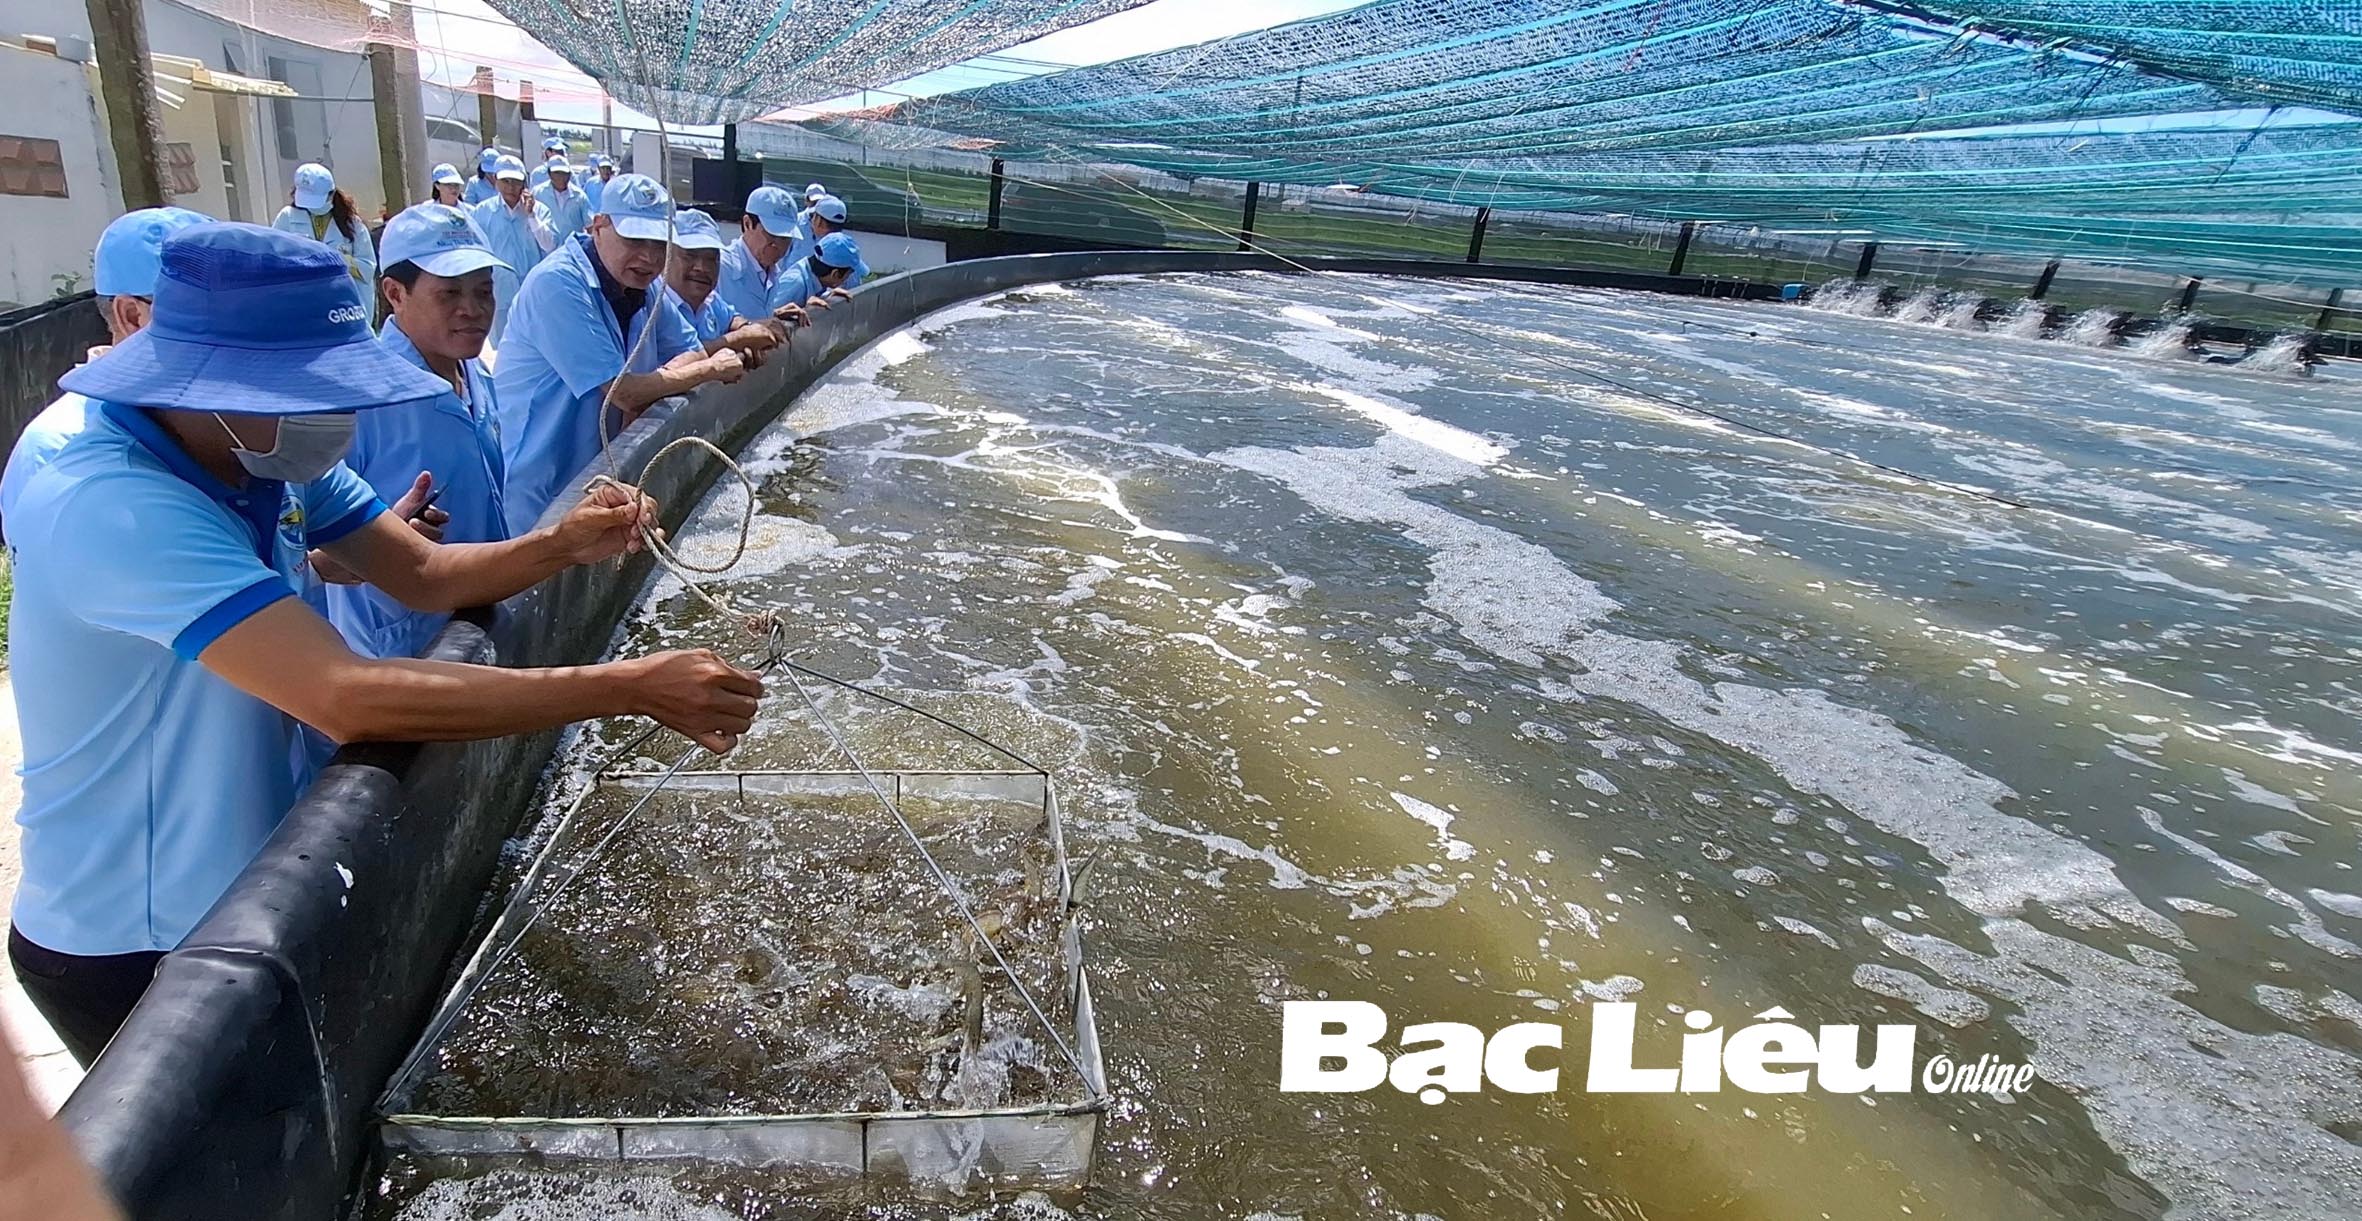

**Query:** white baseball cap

left=293, top=162, right=335, bottom=211
left=380, top=203, right=511, bottom=278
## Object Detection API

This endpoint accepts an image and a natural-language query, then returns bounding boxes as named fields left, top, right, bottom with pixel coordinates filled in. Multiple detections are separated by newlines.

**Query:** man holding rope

left=5, top=223, right=762, bottom=1064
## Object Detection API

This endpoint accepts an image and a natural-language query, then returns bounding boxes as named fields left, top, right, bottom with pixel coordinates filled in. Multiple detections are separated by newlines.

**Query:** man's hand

left=723, top=321, right=778, bottom=370
left=551, top=481, right=661, bottom=565
left=387, top=471, right=450, bottom=543
left=618, top=648, right=765, bottom=754
left=309, top=548, right=363, bottom=585
left=701, top=347, right=747, bottom=386
left=770, top=302, right=809, bottom=328
left=827, top=286, right=854, bottom=302
left=803, top=295, right=833, bottom=312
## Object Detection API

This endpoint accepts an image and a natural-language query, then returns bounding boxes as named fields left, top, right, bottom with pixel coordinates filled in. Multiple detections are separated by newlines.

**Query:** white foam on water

left=1391, top=792, right=1476, bottom=862
left=1306, top=384, right=1507, bottom=467
left=1279, top=304, right=1381, bottom=340
left=392, top=1171, right=741, bottom=1220
left=2310, top=890, right=2362, bottom=919
left=647, top=510, right=844, bottom=601
left=2139, top=809, right=2358, bottom=959
left=1850, top=962, right=1990, bottom=1027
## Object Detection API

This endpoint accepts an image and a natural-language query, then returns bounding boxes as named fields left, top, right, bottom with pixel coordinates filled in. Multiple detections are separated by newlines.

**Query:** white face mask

left=216, top=412, right=357, bottom=482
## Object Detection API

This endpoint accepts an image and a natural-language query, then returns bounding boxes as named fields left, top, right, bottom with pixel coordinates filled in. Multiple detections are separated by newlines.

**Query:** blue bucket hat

left=745, top=185, right=800, bottom=237
left=380, top=203, right=510, bottom=279
left=813, top=232, right=861, bottom=270
left=670, top=208, right=727, bottom=252
left=93, top=206, right=214, bottom=297
left=60, top=223, right=447, bottom=417
left=597, top=173, right=674, bottom=241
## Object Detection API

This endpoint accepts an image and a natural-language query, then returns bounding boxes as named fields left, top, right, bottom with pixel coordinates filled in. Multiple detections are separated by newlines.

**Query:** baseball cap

left=812, top=195, right=847, bottom=225
left=670, top=208, right=727, bottom=252
left=477, top=147, right=500, bottom=174
left=430, top=162, right=464, bottom=186
left=494, top=154, right=527, bottom=182
left=380, top=203, right=510, bottom=279
left=813, top=232, right=861, bottom=270
left=803, top=182, right=826, bottom=202
left=542, top=136, right=566, bottom=152
left=292, top=162, right=335, bottom=212
left=61, top=223, right=446, bottom=416
left=93, top=206, right=214, bottom=297
left=745, top=185, right=800, bottom=237
left=595, top=173, right=674, bottom=241
left=546, top=158, right=573, bottom=177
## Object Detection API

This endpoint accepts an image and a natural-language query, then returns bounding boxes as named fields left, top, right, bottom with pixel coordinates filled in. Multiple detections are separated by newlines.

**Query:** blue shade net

left=783, top=0, right=2362, bottom=283
left=476, top=0, right=1159, bottom=125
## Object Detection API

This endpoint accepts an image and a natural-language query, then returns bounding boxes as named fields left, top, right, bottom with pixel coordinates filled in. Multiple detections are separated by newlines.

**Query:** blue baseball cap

left=803, top=182, right=826, bottom=202
left=670, top=208, right=727, bottom=252
left=380, top=203, right=509, bottom=279
left=745, top=185, right=800, bottom=237
left=62, top=223, right=447, bottom=416
left=541, top=136, right=566, bottom=152
left=596, top=173, right=673, bottom=241
left=813, top=232, right=861, bottom=270
left=477, top=147, right=500, bottom=173
left=93, top=206, right=214, bottom=297
left=430, top=162, right=464, bottom=186
left=293, top=162, right=334, bottom=211
left=811, top=194, right=847, bottom=225
left=546, top=158, right=574, bottom=177
left=494, top=154, right=527, bottom=182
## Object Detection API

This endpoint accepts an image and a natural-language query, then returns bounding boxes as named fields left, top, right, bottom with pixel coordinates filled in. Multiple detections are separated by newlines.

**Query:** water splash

left=2238, top=334, right=2315, bottom=377
left=2132, top=320, right=2199, bottom=360
left=1807, top=280, right=1890, bottom=317
left=1936, top=296, right=1988, bottom=331
left=2063, top=309, right=2124, bottom=346
left=1892, top=289, right=1946, bottom=325
left=1997, top=300, right=2051, bottom=339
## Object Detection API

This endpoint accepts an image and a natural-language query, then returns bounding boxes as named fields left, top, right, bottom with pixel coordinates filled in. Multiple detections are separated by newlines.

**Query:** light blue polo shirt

left=328, top=321, right=507, bottom=659
left=664, top=283, right=737, bottom=345
left=468, top=194, right=554, bottom=345
left=462, top=176, right=498, bottom=207
left=8, top=401, right=385, bottom=956
left=533, top=181, right=592, bottom=243
left=0, top=393, right=99, bottom=544
left=716, top=236, right=803, bottom=325
left=494, top=233, right=699, bottom=535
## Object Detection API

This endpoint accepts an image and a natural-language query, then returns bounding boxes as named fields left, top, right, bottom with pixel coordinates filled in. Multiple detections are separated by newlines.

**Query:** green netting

left=1914, top=0, right=2362, bottom=111
left=475, top=0, right=1159, bottom=124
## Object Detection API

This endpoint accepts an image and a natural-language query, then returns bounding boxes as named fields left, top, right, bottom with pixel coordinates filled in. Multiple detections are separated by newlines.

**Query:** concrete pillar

left=84, top=0, right=169, bottom=208
left=987, top=158, right=1005, bottom=230
left=367, top=2, right=428, bottom=217
left=1466, top=206, right=1489, bottom=264
left=473, top=66, right=497, bottom=151
left=1238, top=182, right=1260, bottom=253
left=1668, top=221, right=1697, bottom=276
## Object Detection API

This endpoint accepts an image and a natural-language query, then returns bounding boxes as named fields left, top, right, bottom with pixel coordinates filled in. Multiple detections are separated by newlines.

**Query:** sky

left=397, top=0, right=1370, bottom=135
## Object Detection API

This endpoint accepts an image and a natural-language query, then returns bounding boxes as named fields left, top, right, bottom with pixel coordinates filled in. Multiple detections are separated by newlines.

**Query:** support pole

left=2177, top=276, right=2202, bottom=313
left=367, top=2, right=428, bottom=217
left=518, top=79, right=536, bottom=126
left=1668, top=221, right=1697, bottom=276
left=986, top=158, right=1005, bottom=230
left=1466, top=206, right=1490, bottom=264
left=2315, top=287, right=2346, bottom=333
left=2029, top=259, right=2061, bottom=300
left=1239, top=182, right=1260, bottom=253
left=1853, top=241, right=1879, bottom=280
left=85, top=0, right=169, bottom=208
left=721, top=122, right=738, bottom=166
left=473, top=66, right=498, bottom=152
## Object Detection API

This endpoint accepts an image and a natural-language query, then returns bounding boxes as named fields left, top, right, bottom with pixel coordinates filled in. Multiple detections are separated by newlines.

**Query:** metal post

left=987, top=158, right=1005, bottom=230
left=2315, top=287, right=2346, bottom=332
left=1853, top=241, right=1880, bottom=280
left=721, top=122, right=738, bottom=166
left=1668, top=221, right=1697, bottom=276
left=2177, top=277, right=2202, bottom=313
left=1239, top=182, right=1260, bottom=253
left=2029, top=258, right=2061, bottom=300
left=1466, top=206, right=1490, bottom=264
left=368, top=2, right=428, bottom=216
left=84, top=0, right=170, bottom=208
left=518, top=79, right=536, bottom=126
left=473, top=67, right=498, bottom=151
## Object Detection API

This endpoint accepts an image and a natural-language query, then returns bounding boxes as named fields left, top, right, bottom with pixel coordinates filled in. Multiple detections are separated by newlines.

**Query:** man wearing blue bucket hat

left=716, top=184, right=818, bottom=330
left=327, top=203, right=512, bottom=659
left=8, top=223, right=763, bottom=1061
left=464, top=146, right=501, bottom=206
left=660, top=209, right=784, bottom=361
left=1, top=205, right=214, bottom=542
left=469, top=153, right=554, bottom=345
left=495, top=173, right=749, bottom=536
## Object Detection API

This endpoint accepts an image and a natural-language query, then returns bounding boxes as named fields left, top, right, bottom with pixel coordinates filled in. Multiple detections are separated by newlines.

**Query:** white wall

left=0, top=3, right=119, bottom=307
left=143, top=0, right=385, bottom=221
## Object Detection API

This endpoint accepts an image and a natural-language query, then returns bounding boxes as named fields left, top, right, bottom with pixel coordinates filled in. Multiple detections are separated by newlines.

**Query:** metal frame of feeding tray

left=375, top=761, right=1109, bottom=1188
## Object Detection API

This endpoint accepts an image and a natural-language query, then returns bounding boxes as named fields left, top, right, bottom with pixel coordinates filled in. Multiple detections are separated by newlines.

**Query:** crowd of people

left=0, top=147, right=873, bottom=1080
